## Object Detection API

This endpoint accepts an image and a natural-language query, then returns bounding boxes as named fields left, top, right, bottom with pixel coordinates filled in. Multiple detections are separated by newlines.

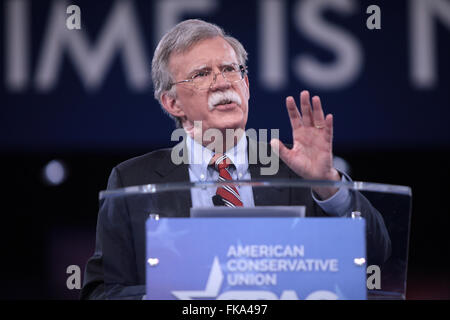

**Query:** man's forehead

left=168, top=37, right=238, bottom=75
left=187, top=60, right=236, bottom=71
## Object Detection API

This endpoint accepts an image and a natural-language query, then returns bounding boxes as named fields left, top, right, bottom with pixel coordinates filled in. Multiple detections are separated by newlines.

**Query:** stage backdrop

left=1, top=0, right=449, bottom=152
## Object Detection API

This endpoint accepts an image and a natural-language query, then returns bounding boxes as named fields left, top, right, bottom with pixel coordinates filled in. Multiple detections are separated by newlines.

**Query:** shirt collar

left=186, top=133, right=248, bottom=180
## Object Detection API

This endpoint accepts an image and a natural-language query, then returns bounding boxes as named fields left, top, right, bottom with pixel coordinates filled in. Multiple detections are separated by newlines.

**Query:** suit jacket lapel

left=154, top=141, right=192, bottom=217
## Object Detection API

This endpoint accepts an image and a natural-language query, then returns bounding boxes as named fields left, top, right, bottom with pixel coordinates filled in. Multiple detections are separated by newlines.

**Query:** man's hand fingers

left=325, top=113, right=334, bottom=142
left=300, top=90, right=313, bottom=126
left=285, top=96, right=303, bottom=129
left=312, top=96, right=326, bottom=127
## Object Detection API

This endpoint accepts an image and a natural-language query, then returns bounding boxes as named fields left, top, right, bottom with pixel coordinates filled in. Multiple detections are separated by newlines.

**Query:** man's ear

left=161, top=92, right=185, bottom=118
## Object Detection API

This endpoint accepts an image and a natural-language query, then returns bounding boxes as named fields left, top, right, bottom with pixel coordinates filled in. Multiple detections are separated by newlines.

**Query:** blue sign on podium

left=146, top=217, right=366, bottom=300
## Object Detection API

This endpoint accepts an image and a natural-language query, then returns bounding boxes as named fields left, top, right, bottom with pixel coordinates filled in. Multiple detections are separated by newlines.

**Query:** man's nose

left=210, top=71, right=231, bottom=90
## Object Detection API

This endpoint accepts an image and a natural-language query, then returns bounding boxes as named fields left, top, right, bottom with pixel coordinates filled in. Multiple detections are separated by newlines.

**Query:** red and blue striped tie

left=210, top=154, right=243, bottom=207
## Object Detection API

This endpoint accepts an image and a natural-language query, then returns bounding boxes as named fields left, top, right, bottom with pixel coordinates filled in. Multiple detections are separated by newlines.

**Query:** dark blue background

left=0, top=0, right=449, bottom=300
left=2, top=0, right=449, bottom=152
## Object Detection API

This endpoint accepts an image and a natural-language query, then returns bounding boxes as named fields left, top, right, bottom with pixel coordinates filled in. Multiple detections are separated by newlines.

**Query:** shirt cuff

left=311, top=173, right=352, bottom=217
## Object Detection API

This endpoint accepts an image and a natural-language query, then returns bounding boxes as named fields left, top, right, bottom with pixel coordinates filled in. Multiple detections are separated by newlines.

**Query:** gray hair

left=151, top=19, right=248, bottom=128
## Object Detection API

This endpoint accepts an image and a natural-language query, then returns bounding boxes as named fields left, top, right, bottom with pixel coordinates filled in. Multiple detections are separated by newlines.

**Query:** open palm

left=271, top=91, right=340, bottom=198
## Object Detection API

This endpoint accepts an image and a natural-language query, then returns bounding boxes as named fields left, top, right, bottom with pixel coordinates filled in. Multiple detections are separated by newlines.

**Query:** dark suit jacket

left=81, top=142, right=391, bottom=300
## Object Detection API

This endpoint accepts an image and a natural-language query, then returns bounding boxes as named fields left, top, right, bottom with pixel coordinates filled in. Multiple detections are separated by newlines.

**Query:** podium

left=99, top=179, right=412, bottom=300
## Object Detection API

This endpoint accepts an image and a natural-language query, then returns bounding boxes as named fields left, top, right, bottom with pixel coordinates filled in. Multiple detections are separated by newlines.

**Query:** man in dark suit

left=81, top=19, right=391, bottom=299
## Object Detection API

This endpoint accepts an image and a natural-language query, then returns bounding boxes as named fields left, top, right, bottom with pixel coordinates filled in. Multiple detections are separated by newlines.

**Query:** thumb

left=270, top=138, right=290, bottom=162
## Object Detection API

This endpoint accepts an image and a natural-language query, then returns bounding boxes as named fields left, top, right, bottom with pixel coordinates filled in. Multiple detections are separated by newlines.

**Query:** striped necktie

left=210, top=154, right=243, bottom=207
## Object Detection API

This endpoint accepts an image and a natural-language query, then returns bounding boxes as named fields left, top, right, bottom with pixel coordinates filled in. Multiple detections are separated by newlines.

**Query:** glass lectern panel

left=99, top=180, right=411, bottom=300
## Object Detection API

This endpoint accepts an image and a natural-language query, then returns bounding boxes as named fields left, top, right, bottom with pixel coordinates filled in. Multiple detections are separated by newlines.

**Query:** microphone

left=212, top=195, right=225, bottom=206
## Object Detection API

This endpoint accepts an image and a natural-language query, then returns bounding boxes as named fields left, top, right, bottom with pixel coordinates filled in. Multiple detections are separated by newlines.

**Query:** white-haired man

left=81, top=19, right=390, bottom=300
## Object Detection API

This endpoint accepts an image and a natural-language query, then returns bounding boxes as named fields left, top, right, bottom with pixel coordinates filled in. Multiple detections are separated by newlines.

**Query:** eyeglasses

left=169, top=63, right=247, bottom=90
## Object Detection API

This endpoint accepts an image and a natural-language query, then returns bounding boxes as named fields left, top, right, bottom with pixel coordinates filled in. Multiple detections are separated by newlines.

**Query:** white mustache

left=208, top=90, right=242, bottom=111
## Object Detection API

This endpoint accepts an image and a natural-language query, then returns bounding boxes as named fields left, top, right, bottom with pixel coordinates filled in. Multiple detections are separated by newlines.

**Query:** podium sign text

left=146, top=217, right=366, bottom=300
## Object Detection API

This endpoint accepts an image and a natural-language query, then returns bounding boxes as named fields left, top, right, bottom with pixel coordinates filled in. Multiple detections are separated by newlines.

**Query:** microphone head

left=212, top=195, right=225, bottom=206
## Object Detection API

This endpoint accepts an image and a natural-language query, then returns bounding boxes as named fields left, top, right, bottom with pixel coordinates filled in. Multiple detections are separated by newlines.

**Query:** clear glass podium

left=99, top=179, right=412, bottom=300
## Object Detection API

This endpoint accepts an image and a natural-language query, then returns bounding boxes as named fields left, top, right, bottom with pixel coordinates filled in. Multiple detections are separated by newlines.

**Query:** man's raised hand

left=270, top=90, right=340, bottom=199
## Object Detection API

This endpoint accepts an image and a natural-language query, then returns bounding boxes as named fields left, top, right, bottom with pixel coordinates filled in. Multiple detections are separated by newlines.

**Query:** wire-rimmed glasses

left=169, top=63, right=247, bottom=90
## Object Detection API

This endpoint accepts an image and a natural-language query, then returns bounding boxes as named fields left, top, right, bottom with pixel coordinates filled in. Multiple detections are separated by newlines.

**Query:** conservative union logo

left=171, top=256, right=340, bottom=300
left=146, top=218, right=367, bottom=300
